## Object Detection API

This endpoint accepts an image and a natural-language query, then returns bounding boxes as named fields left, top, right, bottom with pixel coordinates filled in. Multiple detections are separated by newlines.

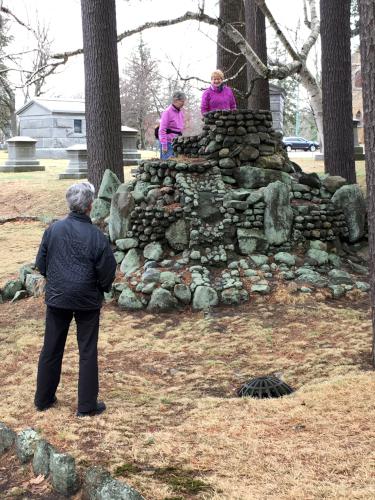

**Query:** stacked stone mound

left=7, top=109, right=365, bottom=311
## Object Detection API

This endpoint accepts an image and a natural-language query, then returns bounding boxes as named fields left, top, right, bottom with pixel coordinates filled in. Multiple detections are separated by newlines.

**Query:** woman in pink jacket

left=201, top=69, right=237, bottom=115
left=158, top=91, right=186, bottom=160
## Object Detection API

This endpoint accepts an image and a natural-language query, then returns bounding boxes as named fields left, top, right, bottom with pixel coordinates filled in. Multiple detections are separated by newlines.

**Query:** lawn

left=0, top=153, right=373, bottom=499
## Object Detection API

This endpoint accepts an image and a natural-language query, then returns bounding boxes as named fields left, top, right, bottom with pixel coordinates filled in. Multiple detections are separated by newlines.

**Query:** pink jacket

left=201, top=85, right=237, bottom=114
left=159, top=104, right=184, bottom=146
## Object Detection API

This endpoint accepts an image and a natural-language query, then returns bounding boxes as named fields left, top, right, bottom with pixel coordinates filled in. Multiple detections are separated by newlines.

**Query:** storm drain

left=237, top=375, right=295, bottom=398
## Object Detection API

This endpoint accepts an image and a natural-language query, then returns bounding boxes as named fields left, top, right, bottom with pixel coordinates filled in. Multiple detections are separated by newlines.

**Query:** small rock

left=174, top=284, right=192, bottom=304
left=251, top=283, right=270, bottom=294
left=49, top=451, right=80, bottom=496
left=192, top=286, right=218, bottom=311
left=274, top=252, right=296, bottom=267
left=118, top=288, right=144, bottom=310
left=16, top=429, right=40, bottom=463
left=143, top=242, right=163, bottom=261
left=0, top=423, right=16, bottom=454
left=147, top=288, right=178, bottom=312
left=355, top=281, right=370, bottom=292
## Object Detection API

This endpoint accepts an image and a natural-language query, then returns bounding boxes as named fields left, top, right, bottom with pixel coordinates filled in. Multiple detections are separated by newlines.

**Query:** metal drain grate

left=237, top=375, right=294, bottom=398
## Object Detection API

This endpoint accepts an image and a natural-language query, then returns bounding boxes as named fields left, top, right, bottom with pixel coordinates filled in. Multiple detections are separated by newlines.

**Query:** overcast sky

left=7, top=0, right=312, bottom=108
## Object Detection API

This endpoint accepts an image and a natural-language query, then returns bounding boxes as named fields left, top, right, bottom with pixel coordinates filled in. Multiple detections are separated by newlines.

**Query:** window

left=74, top=119, right=82, bottom=134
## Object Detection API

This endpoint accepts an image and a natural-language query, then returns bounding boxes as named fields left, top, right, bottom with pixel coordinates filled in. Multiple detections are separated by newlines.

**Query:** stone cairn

left=2, top=109, right=368, bottom=311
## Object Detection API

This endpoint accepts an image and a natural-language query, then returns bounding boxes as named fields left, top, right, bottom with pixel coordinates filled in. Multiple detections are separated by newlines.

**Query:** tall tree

left=217, top=0, right=248, bottom=108
left=120, top=38, right=162, bottom=149
left=0, top=8, right=16, bottom=138
left=358, top=0, right=375, bottom=367
left=320, top=0, right=355, bottom=182
left=244, top=0, right=270, bottom=110
left=80, top=0, right=123, bottom=190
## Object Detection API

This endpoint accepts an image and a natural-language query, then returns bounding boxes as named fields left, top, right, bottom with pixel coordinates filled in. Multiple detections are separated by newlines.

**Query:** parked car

left=282, top=136, right=319, bottom=152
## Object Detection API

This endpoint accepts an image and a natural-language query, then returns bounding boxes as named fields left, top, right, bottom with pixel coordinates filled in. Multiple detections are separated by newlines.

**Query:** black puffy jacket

left=36, top=212, right=117, bottom=310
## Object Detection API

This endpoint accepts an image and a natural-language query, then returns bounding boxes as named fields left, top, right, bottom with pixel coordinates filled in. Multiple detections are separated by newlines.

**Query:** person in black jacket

left=34, top=182, right=117, bottom=417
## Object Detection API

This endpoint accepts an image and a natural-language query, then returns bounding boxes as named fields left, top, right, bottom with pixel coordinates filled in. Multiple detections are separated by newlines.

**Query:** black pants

left=35, top=306, right=100, bottom=413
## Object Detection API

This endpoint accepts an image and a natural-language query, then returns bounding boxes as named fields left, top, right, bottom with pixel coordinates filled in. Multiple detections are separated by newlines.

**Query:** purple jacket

left=159, top=104, right=184, bottom=146
left=201, top=85, right=237, bottom=114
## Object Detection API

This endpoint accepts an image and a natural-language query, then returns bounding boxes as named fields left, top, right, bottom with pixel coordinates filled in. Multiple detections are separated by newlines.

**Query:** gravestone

left=0, top=136, right=45, bottom=172
left=121, top=126, right=141, bottom=166
left=59, top=144, right=87, bottom=179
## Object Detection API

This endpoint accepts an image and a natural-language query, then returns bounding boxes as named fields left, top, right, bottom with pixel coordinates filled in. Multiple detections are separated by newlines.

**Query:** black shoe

left=76, top=401, right=106, bottom=417
left=35, top=396, right=57, bottom=412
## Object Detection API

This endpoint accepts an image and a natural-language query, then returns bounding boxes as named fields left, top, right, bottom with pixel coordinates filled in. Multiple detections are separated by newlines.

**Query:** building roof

left=16, top=98, right=85, bottom=115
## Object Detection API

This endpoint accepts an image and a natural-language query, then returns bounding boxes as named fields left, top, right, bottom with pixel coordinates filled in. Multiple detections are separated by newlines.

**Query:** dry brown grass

left=0, top=154, right=373, bottom=499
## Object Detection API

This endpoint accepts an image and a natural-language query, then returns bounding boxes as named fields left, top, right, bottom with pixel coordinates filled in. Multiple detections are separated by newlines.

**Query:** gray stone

left=141, top=282, right=157, bottom=294
left=174, top=284, right=192, bottom=304
left=192, top=286, right=218, bottom=310
left=2, top=279, right=23, bottom=300
left=49, top=451, right=80, bottom=496
left=331, top=185, right=366, bottom=242
left=328, top=253, right=342, bottom=268
left=244, top=269, right=258, bottom=277
left=118, top=288, right=144, bottom=310
left=306, top=249, right=329, bottom=266
left=355, top=281, right=370, bottom=292
left=295, top=270, right=327, bottom=288
left=120, top=249, right=142, bottom=277
left=219, top=157, right=236, bottom=168
left=309, top=240, right=327, bottom=252
left=142, top=269, right=160, bottom=283
left=19, top=264, right=34, bottom=286
left=97, top=478, right=144, bottom=500
left=221, top=288, right=249, bottom=305
left=249, top=254, right=269, bottom=267
left=11, top=290, right=28, bottom=302
left=25, top=274, right=45, bottom=297
left=97, top=169, right=121, bottom=201
left=255, top=154, right=287, bottom=171
left=251, top=283, right=271, bottom=294
left=160, top=271, right=178, bottom=287
left=246, top=190, right=264, bottom=205
left=33, top=439, right=53, bottom=477
left=113, top=251, right=125, bottom=264
left=143, top=242, right=163, bottom=261
left=239, top=145, right=260, bottom=161
left=91, top=198, right=111, bottom=220
left=0, top=423, right=16, bottom=454
left=322, top=175, right=347, bottom=193
left=264, top=181, right=293, bottom=245
left=109, top=184, right=135, bottom=242
left=299, top=286, right=313, bottom=294
left=274, top=252, right=296, bottom=267
left=116, top=238, right=138, bottom=251
left=328, top=269, right=354, bottom=286
left=329, top=285, right=346, bottom=299
left=165, top=219, right=189, bottom=251
left=234, top=166, right=292, bottom=189
left=237, top=228, right=269, bottom=255
left=16, top=429, right=40, bottom=463
left=147, top=288, right=178, bottom=312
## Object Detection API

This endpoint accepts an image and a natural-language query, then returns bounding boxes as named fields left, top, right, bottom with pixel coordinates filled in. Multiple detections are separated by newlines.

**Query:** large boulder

left=192, top=286, right=218, bottom=311
left=165, top=219, right=189, bottom=251
left=322, top=175, right=347, bottom=193
left=91, top=198, right=111, bottom=221
left=118, top=288, right=144, bottom=310
left=255, top=154, right=291, bottom=172
left=109, top=183, right=135, bottom=242
left=331, top=184, right=366, bottom=242
left=264, top=181, right=293, bottom=245
left=120, top=249, right=142, bottom=277
left=233, top=166, right=292, bottom=189
left=147, top=288, right=178, bottom=312
left=97, top=169, right=121, bottom=201
left=237, top=228, right=269, bottom=255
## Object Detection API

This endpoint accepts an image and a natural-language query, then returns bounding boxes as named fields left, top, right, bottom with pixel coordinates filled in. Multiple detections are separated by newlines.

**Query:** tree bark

left=244, top=0, right=270, bottom=110
left=217, top=0, right=248, bottom=108
left=320, top=0, right=355, bottom=182
left=358, top=0, right=375, bottom=367
left=80, top=0, right=123, bottom=191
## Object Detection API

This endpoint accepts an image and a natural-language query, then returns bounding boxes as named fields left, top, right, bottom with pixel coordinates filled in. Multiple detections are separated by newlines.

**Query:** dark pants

left=35, top=306, right=100, bottom=413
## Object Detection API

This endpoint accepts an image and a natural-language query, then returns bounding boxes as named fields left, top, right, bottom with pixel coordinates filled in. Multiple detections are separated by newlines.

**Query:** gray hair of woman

left=66, top=182, right=95, bottom=214
left=172, top=91, right=186, bottom=102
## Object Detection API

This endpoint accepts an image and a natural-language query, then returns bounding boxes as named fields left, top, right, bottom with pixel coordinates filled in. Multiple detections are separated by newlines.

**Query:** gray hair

left=172, top=91, right=186, bottom=101
left=66, top=182, right=95, bottom=214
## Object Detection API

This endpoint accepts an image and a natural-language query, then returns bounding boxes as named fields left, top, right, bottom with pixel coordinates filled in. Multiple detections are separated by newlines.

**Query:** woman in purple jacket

left=201, top=69, right=237, bottom=114
left=158, top=91, right=186, bottom=160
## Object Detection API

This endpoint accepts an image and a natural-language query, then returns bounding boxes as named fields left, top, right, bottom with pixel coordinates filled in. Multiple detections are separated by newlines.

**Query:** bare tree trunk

left=80, top=0, right=124, bottom=191
left=217, top=0, right=248, bottom=108
left=244, top=0, right=270, bottom=110
left=300, top=67, right=324, bottom=151
left=358, top=0, right=375, bottom=367
left=320, top=0, right=355, bottom=182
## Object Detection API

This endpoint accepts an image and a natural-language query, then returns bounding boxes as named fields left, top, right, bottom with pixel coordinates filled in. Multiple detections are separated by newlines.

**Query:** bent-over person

left=34, top=182, right=116, bottom=417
